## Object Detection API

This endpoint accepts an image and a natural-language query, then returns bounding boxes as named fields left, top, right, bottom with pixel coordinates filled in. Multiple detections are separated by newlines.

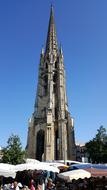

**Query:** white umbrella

left=58, top=169, right=91, bottom=181
left=38, top=163, right=59, bottom=173
left=0, top=163, right=16, bottom=178
left=53, top=160, right=81, bottom=165
left=44, top=162, right=68, bottom=168
left=0, top=163, right=15, bottom=170
left=15, top=163, right=59, bottom=173
left=25, top=158, right=40, bottom=164
left=0, top=170, right=16, bottom=178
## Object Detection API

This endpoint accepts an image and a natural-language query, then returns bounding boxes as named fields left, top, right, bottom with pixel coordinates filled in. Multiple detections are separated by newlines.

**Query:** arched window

left=36, top=130, right=44, bottom=161
left=53, top=84, right=56, bottom=94
left=55, top=107, right=58, bottom=119
left=55, top=130, right=58, bottom=159
left=44, top=85, right=48, bottom=96
left=46, top=62, right=48, bottom=69
left=55, top=61, right=57, bottom=68
left=44, top=75, right=48, bottom=84
left=53, top=73, right=57, bottom=83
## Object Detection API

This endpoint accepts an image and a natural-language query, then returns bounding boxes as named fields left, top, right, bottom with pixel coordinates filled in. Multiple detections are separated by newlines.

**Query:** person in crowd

left=30, top=180, right=35, bottom=190
left=46, top=178, right=55, bottom=190
left=83, top=178, right=88, bottom=189
left=36, top=178, right=45, bottom=190
left=13, top=181, right=20, bottom=190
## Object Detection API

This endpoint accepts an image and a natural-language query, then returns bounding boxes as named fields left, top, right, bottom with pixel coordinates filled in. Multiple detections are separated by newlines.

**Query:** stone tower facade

left=27, top=6, right=76, bottom=161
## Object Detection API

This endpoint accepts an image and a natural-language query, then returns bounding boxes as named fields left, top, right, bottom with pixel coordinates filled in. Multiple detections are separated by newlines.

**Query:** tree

left=2, top=134, right=25, bottom=164
left=85, top=126, right=107, bottom=163
left=95, top=126, right=107, bottom=142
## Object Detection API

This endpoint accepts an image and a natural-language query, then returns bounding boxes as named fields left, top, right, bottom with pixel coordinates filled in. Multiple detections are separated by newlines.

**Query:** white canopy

left=45, top=162, right=68, bottom=168
left=0, top=162, right=59, bottom=178
left=25, top=158, right=40, bottom=164
left=14, top=163, right=59, bottom=173
left=51, top=160, right=81, bottom=165
left=0, top=163, right=16, bottom=178
left=0, top=163, right=15, bottom=170
left=0, top=170, right=16, bottom=178
left=58, top=169, right=91, bottom=181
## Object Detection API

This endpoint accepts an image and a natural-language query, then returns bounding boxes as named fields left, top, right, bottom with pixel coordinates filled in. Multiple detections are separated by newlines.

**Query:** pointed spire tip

left=45, top=5, right=58, bottom=55
left=50, top=4, right=54, bottom=16
left=51, top=2, right=53, bottom=8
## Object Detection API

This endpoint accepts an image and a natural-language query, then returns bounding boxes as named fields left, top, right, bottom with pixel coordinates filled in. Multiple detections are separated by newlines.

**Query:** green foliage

left=2, top=134, right=25, bottom=165
left=85, top=126, right=107, bottom=163
left=95, top=126, right=107, bottom=142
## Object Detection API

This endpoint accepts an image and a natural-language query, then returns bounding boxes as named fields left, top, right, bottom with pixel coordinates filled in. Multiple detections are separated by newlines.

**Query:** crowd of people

left=56, top=176, right=107, bottom=190
left=0, top=178, right=55, bottom=190
left=0, top=170, right=107, bottom=190
left=0, top=170, right=56, bottom=190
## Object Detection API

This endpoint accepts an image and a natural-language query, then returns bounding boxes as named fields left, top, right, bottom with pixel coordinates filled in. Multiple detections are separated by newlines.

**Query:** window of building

left=44, top=85, right=48, bottom=96
left=53, top=84, right=56, bottom=94
left=46, top=62, right=48, bottom=69
left=44, top=75, right=48, bottom=84
left=55, top=61, right=57, bottom=68
left=53, top=73, right=57, bottom=83
left=55, top=107, right=58, bottom=119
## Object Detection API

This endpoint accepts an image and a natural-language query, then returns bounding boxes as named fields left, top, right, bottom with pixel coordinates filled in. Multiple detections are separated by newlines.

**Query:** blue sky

left=0, top=0, right=107, bottom=148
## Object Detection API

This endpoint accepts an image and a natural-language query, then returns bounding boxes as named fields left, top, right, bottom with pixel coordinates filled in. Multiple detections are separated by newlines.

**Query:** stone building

left=27, top=6, right=76, bottom=161
left=76, top=143, right=88, bottom=162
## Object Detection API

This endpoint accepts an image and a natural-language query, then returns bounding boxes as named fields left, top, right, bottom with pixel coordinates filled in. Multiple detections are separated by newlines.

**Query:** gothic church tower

left=27, top=6, right=76, bottom=161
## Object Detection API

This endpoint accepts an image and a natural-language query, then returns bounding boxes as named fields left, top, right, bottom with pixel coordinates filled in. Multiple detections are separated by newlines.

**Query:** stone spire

left=27, top=6, right=76, bottom=161
left=45, top=5, right=58, bottom=56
